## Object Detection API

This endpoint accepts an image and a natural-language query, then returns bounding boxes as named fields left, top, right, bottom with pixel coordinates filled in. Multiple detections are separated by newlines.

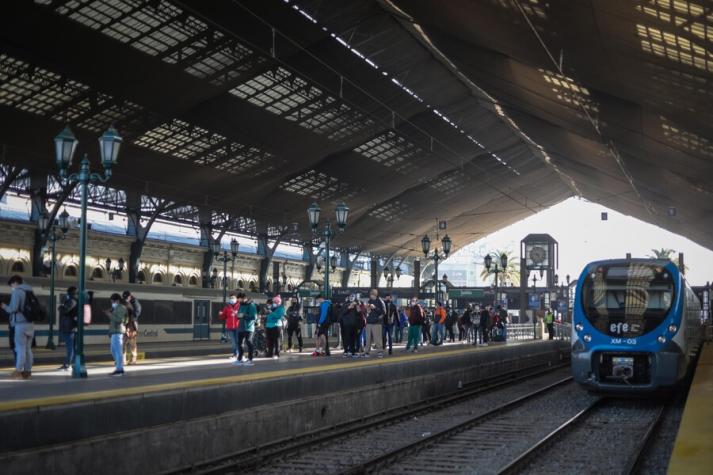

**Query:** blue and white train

left=571, top=258, right=703, bottom=392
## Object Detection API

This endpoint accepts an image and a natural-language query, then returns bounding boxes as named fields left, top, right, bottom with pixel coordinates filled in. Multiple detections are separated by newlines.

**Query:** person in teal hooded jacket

left=265, top=295, right=286, bottom=359
left=235, top=293, right=257, bottom=366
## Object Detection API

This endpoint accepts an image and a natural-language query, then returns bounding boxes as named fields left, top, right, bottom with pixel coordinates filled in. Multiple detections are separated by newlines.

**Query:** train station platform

left=0, top=339, right=569, bottom=475
left=668, top=341, right=713, bottom=475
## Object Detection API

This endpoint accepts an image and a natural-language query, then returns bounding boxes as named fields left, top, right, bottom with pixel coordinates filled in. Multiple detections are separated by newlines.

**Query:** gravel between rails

left=243, top=368, right=575, bottom=475
left=379, top=383, right=596, bottom=475
left=519, top=399, right=667, bottom=475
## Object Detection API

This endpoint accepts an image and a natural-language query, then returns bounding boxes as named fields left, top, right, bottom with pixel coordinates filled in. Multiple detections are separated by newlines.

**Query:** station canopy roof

left=0, top=1, right=711, bottom=256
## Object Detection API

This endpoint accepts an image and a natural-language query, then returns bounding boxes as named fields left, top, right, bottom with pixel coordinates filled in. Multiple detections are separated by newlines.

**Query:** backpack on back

left=23, top=290, right=46, bottom=322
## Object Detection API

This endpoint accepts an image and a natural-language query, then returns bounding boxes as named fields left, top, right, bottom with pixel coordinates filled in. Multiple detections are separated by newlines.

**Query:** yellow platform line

left=0, top=344, right=511, bottom=413
left=668, top=342, right=713, bottom=475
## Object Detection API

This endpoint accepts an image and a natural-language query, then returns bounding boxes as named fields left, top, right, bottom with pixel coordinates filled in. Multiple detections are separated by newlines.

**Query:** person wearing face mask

left=265, top=295, right=285, bottom=359
left=219, top=293, right=241, bottom=360
left=106, top=293, right=128, bottom=376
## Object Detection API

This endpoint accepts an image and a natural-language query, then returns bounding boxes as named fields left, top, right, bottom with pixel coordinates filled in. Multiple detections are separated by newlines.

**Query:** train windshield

left=580, top=263, right=675, bottom=337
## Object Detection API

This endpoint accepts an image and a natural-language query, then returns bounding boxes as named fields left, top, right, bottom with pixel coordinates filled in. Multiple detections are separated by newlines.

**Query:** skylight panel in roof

left=660, top=116, right=713, bottom=157
left=427, top=171, right=468, bottom=196
left=369, top=200, right=410, bottom=222
left=0, top=54, right=91, bottom=117
left=354, top=130, right=424, bottom=173
left=281, top=170, right=359, bottom=200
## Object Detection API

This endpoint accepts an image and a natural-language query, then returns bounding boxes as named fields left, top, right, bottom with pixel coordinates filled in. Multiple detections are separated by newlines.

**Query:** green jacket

left=109, top=304, right=129, bottom=334
left=265, top=305, right=285, bottom=329
left=238, top=301, right=257, bottom=332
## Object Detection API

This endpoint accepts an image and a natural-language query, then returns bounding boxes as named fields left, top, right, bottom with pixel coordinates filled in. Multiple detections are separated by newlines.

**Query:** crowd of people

left=216, top=288, right=515, bottom=365
left=3, top=274, right=529, bottom=379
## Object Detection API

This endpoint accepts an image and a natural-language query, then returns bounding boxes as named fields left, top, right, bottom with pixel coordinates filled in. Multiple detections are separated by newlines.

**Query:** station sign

left=449, top=289, right=484, bottom=298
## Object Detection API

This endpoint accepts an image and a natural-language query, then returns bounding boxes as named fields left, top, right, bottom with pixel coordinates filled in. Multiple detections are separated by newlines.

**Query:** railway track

left=498, top=398, right=668, bottom=475
left=166, top=362, right=571, bottom=475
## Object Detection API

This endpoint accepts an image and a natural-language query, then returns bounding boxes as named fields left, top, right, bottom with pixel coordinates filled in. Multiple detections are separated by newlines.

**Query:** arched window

left=189, top=275, right=199, bottom=286
left=64, top=265, right=77, bottom=277
left=238, top=279, right=245, bottom=289
left=10, top=261, right=24, bottom=273
left=249, top=281, right=257, bottom=292
left=92, top=267, right=104, bottom=280
left=152, top=273, right=163, bottom=283
left=266, top=279, right=272, bottom=290
left=137, top=270, right=147, bottom=283
left=173, top=274, right=183, bottom=285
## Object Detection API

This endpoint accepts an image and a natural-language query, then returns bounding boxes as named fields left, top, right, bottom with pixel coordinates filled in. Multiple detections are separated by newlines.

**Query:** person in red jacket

left=219, top=293, right=241, bottom=360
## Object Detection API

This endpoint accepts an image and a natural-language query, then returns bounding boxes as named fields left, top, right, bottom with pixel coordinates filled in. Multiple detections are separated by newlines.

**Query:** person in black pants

left=445, top=309, right=457, bottom=343
left=340, top=296, right=360, bottom=357
left=479, top=305, right=491, bottom=345
left=286, top=296, right=303, bottom=352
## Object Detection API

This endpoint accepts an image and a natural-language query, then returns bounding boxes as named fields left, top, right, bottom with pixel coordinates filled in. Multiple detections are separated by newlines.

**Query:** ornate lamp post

left=211, top=238, right=239, bottom=341
left=484, top=252, right=508, bottom=306
left=39, top=209, right=70, bottom=350
left=421, top=224, right=452, bottom=301
left=54, top=125, right=122, bottom=378
left=307, top=202, right=349, bottom=298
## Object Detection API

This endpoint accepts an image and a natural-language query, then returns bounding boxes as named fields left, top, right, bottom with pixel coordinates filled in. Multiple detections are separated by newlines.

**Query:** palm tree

left=480, top=249, right=520, bottom=286
left=646, top=248, right=688, bottom=273
left=648, top=248, right=676, bottom=260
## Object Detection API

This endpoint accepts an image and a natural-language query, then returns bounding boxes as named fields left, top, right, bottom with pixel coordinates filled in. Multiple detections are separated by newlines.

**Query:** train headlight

left=575, top=323, right=584, bottom=332
left=668, top=324, right=677, bottom=333
left=583, top=334, right=592, bottom=342
left=657, top=335, right=666, bottom=343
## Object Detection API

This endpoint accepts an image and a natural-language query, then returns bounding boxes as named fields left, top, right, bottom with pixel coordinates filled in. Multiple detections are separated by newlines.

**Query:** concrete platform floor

left=0, top=339, right=531, bottom=412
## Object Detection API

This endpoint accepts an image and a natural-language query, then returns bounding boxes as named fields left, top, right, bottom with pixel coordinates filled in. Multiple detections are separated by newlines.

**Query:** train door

left=193, top=300, right=211, bottom=339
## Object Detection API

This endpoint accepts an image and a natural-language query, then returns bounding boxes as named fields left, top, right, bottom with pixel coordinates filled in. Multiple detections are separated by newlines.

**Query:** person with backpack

left=121, top=291, right=141, bottom=365
left=405, top=297, right=425, bottom=352
left=382, top=293, right=398, bottom=355
left=58, top=286, right=78, bottom=371
left=219, top=292, right=241, bottom=359
left=313, top=295, right=332, bottom=357
left=105, top=293, right=129, bottom=376
left=265, top=295, right=285, bottom=359
left=286, top=296, right=303, bottom=353
left=235, top=293, right=257, bottom=366
left=421, top=311, right=432, bottom=346
left=2, top=275, right=39, bottom=379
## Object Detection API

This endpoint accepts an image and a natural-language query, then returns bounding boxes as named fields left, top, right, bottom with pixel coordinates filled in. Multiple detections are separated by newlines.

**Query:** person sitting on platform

left=235, top=293, right=257, bottom=366
left=265, top=295, right=285, bottom=359
left=106, top=293, right=129, bottom=376
left=219, top=293, right=241, bottom=360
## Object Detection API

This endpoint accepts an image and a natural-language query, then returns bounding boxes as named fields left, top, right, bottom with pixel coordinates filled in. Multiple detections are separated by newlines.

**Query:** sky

left=444, top=197, right=713, bottom=286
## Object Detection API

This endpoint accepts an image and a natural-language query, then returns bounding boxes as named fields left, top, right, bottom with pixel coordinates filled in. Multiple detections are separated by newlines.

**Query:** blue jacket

left=265, top=305, right=286, bottom=328
left=238, top=301, right=257, bottom=332
left=317, top=300, right=332, bottom=325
